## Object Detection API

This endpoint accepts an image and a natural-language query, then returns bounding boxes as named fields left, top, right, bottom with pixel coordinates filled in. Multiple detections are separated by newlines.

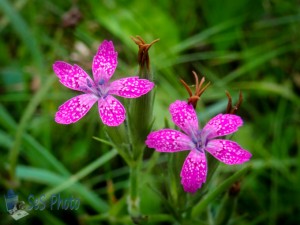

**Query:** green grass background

left=0, top=0, right=299, bottom=224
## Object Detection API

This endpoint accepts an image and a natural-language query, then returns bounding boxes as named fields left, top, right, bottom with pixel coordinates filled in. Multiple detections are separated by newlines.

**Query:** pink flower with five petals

left=53, top=40, right=154, bottom=126
left=146, top=100, right=251, bottom=193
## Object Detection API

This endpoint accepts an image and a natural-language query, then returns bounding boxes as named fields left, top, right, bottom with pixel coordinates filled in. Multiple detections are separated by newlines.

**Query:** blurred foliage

left=0, top=0, right=300, bottom=224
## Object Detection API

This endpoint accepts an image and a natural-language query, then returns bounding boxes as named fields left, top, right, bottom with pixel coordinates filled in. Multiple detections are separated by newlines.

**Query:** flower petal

left=109, top=77, right=154, bottom=98
left=180, top=150, right=207, bottom=193
left=146, top=129, right=194, bottom=152
left=206, top=139, right=252, bottom=165
left=169, top=100, right=199, bottom=136
left=92, top=40, right=118, bottom=83
left=202, top=114, right=243, bottom=139
left=53, top=61, right=93, bottom=92
left=98, top=95, right=125, bottom=126
left=55, top=94, right=97, bottom=124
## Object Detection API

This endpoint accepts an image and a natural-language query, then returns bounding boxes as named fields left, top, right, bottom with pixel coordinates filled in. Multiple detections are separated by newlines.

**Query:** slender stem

left=128, top=160, right=141, bottom=217
left=127, top=36, right=157, bottom=223
left=105, top=125, right=133, bottom=166
left=201, top=154, right=220, bottom=192
left=145, top=151, right=160, bottom=174
left=215, top=193, right=237, bottom=225
left=191, top=165, right=251, bottom=217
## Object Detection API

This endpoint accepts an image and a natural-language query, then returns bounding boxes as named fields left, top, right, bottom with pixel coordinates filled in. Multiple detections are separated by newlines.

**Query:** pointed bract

left=55, top=94, right=97, bottom=124
left=180, top=150, right=207, bottom=193
left=110, top=77, right=154, bottom=98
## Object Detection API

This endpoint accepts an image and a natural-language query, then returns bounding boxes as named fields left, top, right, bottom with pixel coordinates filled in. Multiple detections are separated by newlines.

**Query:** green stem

left=191, top=165, right=251, bottom=217
left=214, top=190, right=237, bottom=225
left=128, top=160, right=141, bottom=217
left=200, top=153, right=220, bottom=193
left=127, top=130, right=145, bottom=223
left=105, top=125, right=133, bottom=166
left=145, top=151, right=160, bottom=174
left=125, top=37, right=157, bottom=223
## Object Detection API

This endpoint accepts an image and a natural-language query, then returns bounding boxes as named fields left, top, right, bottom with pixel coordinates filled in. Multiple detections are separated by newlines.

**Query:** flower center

left=95, top=78, right=109, bottom=98
left=80, top=78, right=109, bottom=99
left=192, top=130, right=207, bottom=153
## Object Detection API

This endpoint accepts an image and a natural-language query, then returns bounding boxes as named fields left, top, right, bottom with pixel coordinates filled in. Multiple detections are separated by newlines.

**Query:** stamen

left=192, top=130, right=205, bottom=153
left=79, top=86, right=88, bottom=91
left=99, top=79, right=105, bottom=85
left=86, top=78, right=93, bottom=88
left=96, top=87, right=103, bottom=96
left=102, top=93, right=109, bottom=99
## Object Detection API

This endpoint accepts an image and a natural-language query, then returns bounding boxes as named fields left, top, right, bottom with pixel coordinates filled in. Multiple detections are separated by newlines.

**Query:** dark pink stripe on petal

left=203, top=114, right=243, bottom=139
left=98, top=95, right=125, bottom=126
left=92, top=40, right=118, bottom=83
left=109, top=77, right=154, bottom=98
left=145, top=129, right=193, bottom=152
left=206, top=139, right=252, bottom=165
left=55, top=94, right=97, bottom=124
left=180, top=150, right=207, bottom=193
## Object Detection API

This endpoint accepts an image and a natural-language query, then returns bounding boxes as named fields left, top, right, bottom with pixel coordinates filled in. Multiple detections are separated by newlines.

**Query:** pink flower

left=53, top=40, right=154, bottom=126
left=146, top=100, right=251, bottom=193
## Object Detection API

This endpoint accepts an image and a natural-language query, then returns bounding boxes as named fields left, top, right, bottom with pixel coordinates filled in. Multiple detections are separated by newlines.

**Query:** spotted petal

left=98, top=95, right=125, bottom=126
left=169, top=100, right=199, bottom=136
left=109, top=77, right=154, bottom=98
left=53, top=61, right=93, bottom=92
left=55, top=94, right=97, bottom=124
left=180, top=150, right=207, bottom=193
left=92, top=40, right=118, bottom=83
left=202, top=114, right=243, bottom=139
left=146, top=129, right=194, bottom=152
left=206, top=139, right=252, bottom=165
